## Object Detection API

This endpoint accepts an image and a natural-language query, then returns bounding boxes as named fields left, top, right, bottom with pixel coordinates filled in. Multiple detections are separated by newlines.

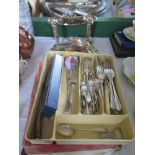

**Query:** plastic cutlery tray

left=25, top=51, right=134, bottom=145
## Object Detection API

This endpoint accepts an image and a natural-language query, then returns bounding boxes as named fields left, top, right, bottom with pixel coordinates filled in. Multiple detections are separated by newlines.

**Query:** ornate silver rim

left=40, top=0, right=107, bottom=18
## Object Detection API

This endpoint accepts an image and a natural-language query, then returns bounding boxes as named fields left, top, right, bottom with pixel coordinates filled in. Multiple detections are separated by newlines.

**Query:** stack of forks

left=96, top=59, right=122, bottom=114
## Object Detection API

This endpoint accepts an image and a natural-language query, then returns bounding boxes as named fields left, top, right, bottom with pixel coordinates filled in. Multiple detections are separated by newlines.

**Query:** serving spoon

left=57, top=124, right=108, bottom=137
left=57, top=124, right=124, bottom=139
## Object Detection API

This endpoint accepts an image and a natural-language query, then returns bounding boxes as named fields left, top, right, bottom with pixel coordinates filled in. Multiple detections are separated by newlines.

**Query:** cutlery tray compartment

left=55, top=115, right=133, bottom=144
left=25, top=51, right=134, bottom=145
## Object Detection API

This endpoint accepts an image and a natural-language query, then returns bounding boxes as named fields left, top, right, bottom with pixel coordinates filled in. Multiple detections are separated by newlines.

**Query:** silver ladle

left=57, top=124, right=108, bottom=137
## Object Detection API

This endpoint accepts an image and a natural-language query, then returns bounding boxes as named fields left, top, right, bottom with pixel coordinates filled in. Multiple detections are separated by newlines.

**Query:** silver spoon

left=57, top=124, right=108, bottom=137
left=64, top=56, right=79, bottom=114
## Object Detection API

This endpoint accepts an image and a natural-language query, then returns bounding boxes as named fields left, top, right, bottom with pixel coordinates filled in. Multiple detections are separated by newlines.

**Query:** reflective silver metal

left=48, top=18, right=63, bottom=47
left=64, top=69, right=78, bottom=114
left=40, top=0, right=107, bottom=18
left=96, top=60, right=122, bottom=114
left=47, top=15, right=98, bottom=53
left=57, top=124, right=124, bottom=139
left=80, top=57, right=100, bottom=114
left=57, top=124, right=108, bottom=137
left=104, top=66, right=122, bottom=112
left=83, top=15, right=96, bottom=40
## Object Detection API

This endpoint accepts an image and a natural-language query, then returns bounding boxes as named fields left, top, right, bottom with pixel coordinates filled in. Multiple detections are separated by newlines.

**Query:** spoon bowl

left=57, top=124, right=76, bottom=137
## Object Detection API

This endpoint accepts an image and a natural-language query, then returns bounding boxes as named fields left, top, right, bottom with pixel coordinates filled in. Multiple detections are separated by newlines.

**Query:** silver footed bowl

left=40, top=0, right=107, bottom=18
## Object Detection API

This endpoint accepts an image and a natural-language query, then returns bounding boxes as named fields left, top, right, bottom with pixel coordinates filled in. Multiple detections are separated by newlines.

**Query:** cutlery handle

left=98, top=89, right=105, bottom=114
left=104, top=85, right=110, bottom=115
left=111, top=81, right=122, bottom=112
left=109, top=80, right=116, bottom=112
left=76, top=128, right=108, bottom=133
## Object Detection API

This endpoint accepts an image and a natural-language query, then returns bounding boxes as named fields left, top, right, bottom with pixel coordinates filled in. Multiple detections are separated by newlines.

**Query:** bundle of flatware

left=80, top=57, right=99, bottom=114
left=96, top=59, right=122, bottom=114
left=80, top=58, right=122, bottom=115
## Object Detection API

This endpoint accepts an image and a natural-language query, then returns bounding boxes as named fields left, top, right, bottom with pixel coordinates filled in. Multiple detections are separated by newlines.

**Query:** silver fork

left=96, top=60, right=105, bottom=94
left=82, top=57, right=93, bottom=82
left=104, top=61, right=122, bottom=113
